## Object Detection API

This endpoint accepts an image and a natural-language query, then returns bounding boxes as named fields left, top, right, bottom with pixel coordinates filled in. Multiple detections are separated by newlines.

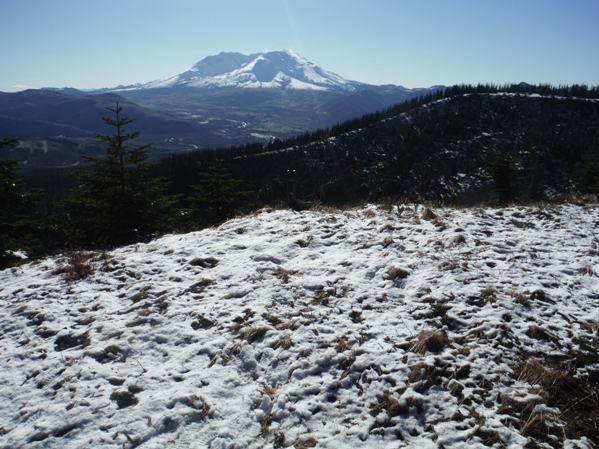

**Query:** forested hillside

left=155, top=86, right=599, bottom=207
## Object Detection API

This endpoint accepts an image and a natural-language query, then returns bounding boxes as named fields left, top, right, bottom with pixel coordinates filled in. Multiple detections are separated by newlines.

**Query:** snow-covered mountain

left=119, top=50, right=364, bottom=92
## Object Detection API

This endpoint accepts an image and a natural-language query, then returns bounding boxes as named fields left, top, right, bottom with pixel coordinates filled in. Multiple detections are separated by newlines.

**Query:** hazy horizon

left=1, top=0, right=598, bottom=92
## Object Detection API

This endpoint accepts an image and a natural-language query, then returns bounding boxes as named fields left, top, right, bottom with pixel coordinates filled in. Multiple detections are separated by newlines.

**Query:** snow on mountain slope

left=128, top=50, right=361, bottom=92
left=1, top=204, right=598, bottom=448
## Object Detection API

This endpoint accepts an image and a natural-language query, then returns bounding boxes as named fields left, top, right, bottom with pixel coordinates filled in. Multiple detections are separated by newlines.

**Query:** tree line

left=1, top=83, right=598, bottom=268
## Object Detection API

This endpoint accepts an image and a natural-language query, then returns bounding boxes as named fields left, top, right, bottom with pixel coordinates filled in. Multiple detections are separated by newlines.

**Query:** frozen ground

left=1, top=203, right=598, bottom=448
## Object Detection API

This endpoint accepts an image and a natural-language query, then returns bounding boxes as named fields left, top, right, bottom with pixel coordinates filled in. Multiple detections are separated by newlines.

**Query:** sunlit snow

left=1, top=204, right=597, bottom=448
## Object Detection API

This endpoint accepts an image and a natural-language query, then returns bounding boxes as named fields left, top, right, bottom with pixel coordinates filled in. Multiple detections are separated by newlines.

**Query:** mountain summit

left=125, top=50, right=362, bottom=92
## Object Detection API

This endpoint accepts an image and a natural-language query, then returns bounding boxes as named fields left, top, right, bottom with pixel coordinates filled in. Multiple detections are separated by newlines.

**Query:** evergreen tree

left=487, top=143, right=518, bottom=205
left=0, top=138, right=41, bottom=267
left=526, top=160, right=545, bottom=202
left=189, top=162, right=252, bottom=225
left=69, top=104, right=178, bottom=246
left=576, top=147, right=599, bottom=195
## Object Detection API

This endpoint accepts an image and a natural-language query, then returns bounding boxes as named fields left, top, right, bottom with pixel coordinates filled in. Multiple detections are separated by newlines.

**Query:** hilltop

left=1, top=202, right=598, bottom=448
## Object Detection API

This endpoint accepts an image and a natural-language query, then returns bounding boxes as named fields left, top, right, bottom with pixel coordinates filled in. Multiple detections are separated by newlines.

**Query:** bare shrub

left=52, top=250, right=96, bottom=281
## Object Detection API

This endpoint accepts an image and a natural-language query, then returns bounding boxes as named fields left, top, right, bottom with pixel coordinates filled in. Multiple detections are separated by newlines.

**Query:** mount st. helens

left=115, top=50, right=364, bottom=92
left=97, top=50, right=441, bottom=144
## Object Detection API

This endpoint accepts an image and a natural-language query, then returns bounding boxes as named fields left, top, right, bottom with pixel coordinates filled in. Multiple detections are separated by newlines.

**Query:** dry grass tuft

left=275, top=320, right=296, bottom=331
left=238, top=326, right=269, bottom=344
left=260, top=384, right=277, bottom=400
left=379, top=223, right=395, bottom=232
left=263, top=313, right=282, bottom=326
left=294, top=436, right=318, bottom=449
left=188, top=256, right=218, bottom=268
left=421, top=206, right=437, bottom=220
left=259, top=414, right=272, bottom=438
left=514, top=360, right=567, bottom=392
left=578, top=265, right=595, bottom=276
left=450, top=234, right=466, bottom=247
left=334, top=336, right=352, bottom=353
left=438, top=260, right=459, bottom=272
left=296, top=235, right=314, bottom=248
left=362, top=209, right=376, bottom=218
left=409, top=330, right=449, bottom=354
left=526, top=325, right=558, bottom=343
left=271, top=267, right=298, bottom=284
left=273, top=334, right=293, bottom=350
left=509, top=290, right=529, bottom=305
left=386, top=266, right=410, bottom=280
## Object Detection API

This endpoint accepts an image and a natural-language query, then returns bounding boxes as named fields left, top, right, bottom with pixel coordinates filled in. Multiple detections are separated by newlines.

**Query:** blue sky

left=1, top=0, right=598, bottom=92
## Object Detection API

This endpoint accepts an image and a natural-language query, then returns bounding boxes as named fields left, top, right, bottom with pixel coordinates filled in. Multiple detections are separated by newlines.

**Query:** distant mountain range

left=1, top=50, right=443, bottom=170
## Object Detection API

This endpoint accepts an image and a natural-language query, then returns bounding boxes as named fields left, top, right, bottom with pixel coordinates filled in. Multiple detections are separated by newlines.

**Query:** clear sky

left=1, top=0, right=598, bottom=92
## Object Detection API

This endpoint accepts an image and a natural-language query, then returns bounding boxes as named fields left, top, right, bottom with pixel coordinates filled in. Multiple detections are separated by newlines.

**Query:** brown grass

left=273, top=334, right=293, bottom=350
left=260, top=384, right=277, bottom=400
left=294, top=436, right=318, bottom=449
left=421, top=206, right=437, bottom=220
left=271, top=267, right=298, bottom=283
left=296, top=235, right=314, bottom=248
left=238, top=326, right=269, bottom=344
left=509, top=290, right=529, bottom=305
left=449, top=234, right=466, bottom=247
left=386, top=266, right=410, bottom=280
left=578, top=265, right=595, bottom=276
left=334, top=336, right=352, bottom=353
left=409, top=330, right=449, bottom=354
left=275, top=320, right=296, bottom=331
left=52, top=250, right=96, bottom=281
left=188, top=256, right=219, bottom=268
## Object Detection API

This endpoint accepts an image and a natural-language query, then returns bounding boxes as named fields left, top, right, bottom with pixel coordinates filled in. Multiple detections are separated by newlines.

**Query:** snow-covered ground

left=1, top=203, right=598, bottom=448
